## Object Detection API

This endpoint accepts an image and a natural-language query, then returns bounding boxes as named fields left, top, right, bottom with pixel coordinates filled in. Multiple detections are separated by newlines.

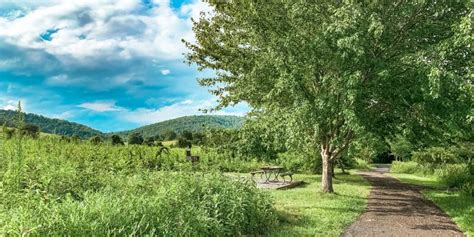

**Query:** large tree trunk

left=321, top=146, right=334, bottom=193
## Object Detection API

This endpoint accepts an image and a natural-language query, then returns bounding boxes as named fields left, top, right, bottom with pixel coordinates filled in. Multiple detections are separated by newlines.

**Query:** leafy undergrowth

left=390, top=173, right=474, bottom=237
left=0, top=137, right=277, bottom=236
left=267, top=172, right=370, bottom=236
left=0, top=172, right=276, bottom=236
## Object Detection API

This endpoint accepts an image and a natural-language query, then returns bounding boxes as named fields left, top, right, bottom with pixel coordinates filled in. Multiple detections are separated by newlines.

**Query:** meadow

left=0, top=134, right=370, bottom=236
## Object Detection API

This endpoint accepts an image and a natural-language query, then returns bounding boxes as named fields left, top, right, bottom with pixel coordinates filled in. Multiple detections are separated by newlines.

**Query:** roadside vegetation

left=390, top=152, right=473, bottom=236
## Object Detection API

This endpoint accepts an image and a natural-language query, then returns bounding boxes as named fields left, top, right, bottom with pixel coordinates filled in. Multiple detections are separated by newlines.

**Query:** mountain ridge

left=0, top=110, right=244, bottom=139
left=0, top=109, right=103, bottom=138
left=111, top=115, right=244, bottom=138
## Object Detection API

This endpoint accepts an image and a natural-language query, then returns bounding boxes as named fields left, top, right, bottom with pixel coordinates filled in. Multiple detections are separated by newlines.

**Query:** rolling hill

left=0, top=109, right=103, bottom=139
left=0, top=110, right=244, bottom=139
left=113, top=115, right=245, bottom=138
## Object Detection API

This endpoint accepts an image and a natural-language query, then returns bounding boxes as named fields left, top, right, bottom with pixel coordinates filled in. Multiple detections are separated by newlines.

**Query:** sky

left=0, top=0, right=247, bottom=132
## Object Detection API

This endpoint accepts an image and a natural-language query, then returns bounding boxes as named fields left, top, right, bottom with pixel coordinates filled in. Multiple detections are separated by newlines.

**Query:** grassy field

left=0, top=134, right=372, bottom=236
left=267, top=172, right=370, bottom=236
left=390, top=173, right=474, bottom=236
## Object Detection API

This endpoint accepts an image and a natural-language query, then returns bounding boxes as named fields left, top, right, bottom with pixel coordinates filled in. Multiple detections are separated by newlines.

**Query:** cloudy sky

left=0, top=0, right=247, bottom=132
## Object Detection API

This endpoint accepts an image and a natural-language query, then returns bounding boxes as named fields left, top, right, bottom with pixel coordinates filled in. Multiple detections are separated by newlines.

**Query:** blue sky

left=0, top=0, right=247, bottom=132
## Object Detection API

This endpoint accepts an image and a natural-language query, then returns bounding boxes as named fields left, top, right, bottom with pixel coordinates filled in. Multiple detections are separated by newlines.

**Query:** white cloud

left=0, top=98, right=26, bottom=111
left=160, top=69, right=171, bottom=75
left=78, top=101, right=123, bottom=112
left=3, top=104, right=16, bottom=111
left=0, top=0, right=212, bottom=86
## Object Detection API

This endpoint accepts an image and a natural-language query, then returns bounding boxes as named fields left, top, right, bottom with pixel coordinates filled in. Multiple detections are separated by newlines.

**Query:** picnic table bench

left=250, top=166, right=293, bottom=183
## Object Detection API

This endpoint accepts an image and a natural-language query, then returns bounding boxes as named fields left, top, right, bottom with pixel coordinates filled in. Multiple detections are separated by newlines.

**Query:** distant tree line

left=114, top=115, right=244, bottom=138
left=0, top=109, right=102, bottom=139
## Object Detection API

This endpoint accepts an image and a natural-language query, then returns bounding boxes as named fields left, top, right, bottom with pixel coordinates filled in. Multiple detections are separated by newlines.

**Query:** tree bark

left=321, top=146, right=334, bottom=193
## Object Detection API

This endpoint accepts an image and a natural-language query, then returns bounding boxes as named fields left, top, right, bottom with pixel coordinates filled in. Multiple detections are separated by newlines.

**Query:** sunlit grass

left=390, top=173, right=474, bottom=236
left=267, top=172, right=370, bottom=237
left=388, top=173, right=444, bottom=189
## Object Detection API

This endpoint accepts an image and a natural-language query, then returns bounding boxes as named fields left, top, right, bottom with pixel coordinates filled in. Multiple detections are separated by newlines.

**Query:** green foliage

left=163, top=130, right=177, bottom=140
left=180, top=130, right=193, bottom=140
left=434, top=164, right=472, bottom=189
left=143, top=137, right=155, bottom=146
left=353, top=159, right=371, bottom=170
left=388, top=136, right=413, bottom=161
left=391, top=161, right=473, bottom=195
left=2, top=125, right=15, bottom=139
left=0, top=109, right=102, bottom=138
left=203, top=122, right=283, bottom=162
left=89, top=136, right=102, bottom=145
left=390, top=161, right=419, bottom=174
left=128, top=133, right=144, bottom=145
left=19, top=123, right=40, bottom=139
left=110, top=134, right=124, bottom=146
left=185, top=0, right=471, bottom=192
left=413, top=144, right=473, bottom=171
left=276, top=152, right=320, bottom=174
left=115, top=115, right=244, bottom=139
left=71, top=134, right=81, bottom=143
left=176, top=137, right=192, bottom=148
left=348, top=133, right=388, bottom=162
left=0, top=174, right=276, bottom=236
left=0, top=137, right=276, bottom=236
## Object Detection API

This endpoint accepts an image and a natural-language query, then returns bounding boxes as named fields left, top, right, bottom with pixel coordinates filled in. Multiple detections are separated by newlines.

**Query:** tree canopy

left=185, top=1, right=472, bottom=192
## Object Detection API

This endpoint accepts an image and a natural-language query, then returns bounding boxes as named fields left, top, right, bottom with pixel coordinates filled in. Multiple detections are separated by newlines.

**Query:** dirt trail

left=342, top=165, right=464, bottom=237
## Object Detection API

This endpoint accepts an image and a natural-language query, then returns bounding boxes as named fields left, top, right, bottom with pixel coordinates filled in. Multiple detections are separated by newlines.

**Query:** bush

left=176, top=137, right=192, bottom=148
left=460, top=180, right=474, bottom=196
left=390, top=161, right=419, bottom=174
left=434, top=164, right=471, bottom=189
left=413, top=147, right=459, bottom=168
left=19, top=124, right=40, bottom=138
left=110, top=134, right=124, bottom=146
left=89, top=136, right=102, bottom=145
left=277, top=152, right=320, bottom=173
left=128, top=133, right=144, bottom=145
left=353, top=159, right=371, bottom=170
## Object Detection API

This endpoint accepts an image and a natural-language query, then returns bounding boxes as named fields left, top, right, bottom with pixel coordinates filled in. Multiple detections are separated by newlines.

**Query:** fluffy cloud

left=0, top=97, right=24, bottom=111
left=0, top=0, right=211, bottom=89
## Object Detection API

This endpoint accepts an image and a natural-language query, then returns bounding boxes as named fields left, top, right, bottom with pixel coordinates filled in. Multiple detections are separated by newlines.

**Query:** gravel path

left=342, top=165, right=464, bottom=237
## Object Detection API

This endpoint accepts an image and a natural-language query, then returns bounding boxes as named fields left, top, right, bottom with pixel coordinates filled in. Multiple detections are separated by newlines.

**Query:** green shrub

left=460, top=180, right=474, bottom=196
left=390, top=161, right=419, bottom=174
left=353, top=159, right=371, bottom=170
left=412, top=146, right=467, bottom=168
left=276, top=152, right=320, bottom=173
left=435, top=164, right=471, bottom=189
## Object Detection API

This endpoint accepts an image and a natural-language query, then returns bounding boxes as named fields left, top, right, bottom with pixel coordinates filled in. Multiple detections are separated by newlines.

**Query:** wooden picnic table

left=260, top=166, right=284, bottom=182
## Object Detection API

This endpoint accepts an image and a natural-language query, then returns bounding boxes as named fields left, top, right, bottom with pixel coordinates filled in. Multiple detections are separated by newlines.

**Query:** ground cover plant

left=0, top=135, right=277, bottom=236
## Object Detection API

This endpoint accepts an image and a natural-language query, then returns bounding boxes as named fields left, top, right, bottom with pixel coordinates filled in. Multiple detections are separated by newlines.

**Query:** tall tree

left=184, top=1, right=471, bottom=192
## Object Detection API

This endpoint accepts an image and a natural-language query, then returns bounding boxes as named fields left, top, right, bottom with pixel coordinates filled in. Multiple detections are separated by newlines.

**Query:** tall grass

left=0, top=136, right=277, bottom=236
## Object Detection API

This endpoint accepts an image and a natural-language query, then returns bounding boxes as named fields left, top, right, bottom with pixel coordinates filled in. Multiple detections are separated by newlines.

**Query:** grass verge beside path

left=267, top=172, right=370, bottom=237
left=390, top=173, right=474, bottom=237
